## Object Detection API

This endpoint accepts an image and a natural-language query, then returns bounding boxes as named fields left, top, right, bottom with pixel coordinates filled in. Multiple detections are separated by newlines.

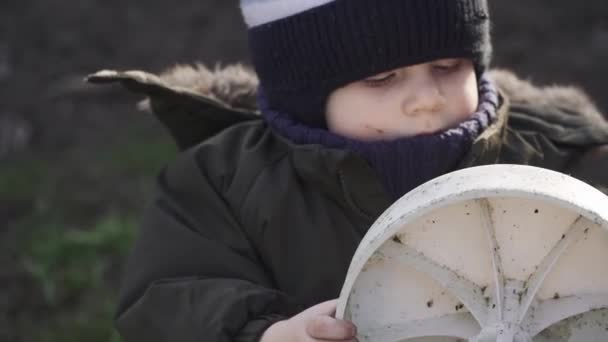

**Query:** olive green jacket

left=88, top=65, right=608, bottom=342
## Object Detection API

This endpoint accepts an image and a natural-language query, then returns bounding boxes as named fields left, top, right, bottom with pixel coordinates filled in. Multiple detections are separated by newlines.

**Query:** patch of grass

left=23, top=214, right=137, bottom=306
left=21, top=214, right=136, bottom=341
left=11, top=135, right=176, bottom=342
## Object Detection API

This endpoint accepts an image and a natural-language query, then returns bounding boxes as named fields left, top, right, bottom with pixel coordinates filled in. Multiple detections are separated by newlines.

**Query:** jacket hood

left=86, top=63, right=608, bottom=150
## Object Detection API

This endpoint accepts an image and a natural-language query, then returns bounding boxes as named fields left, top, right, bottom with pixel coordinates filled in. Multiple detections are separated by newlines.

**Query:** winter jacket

left=88, top=65, right=608, bottom=342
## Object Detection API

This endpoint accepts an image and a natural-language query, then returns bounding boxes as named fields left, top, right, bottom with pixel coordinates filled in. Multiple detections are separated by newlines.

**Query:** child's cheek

left=326, top=87, right=379, bottom=139
left=461, top=71, right=480, bottom=116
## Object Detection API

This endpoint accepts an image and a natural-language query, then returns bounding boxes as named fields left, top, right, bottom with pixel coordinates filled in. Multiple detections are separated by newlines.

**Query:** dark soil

left=0, top=1, right=606, bottom=341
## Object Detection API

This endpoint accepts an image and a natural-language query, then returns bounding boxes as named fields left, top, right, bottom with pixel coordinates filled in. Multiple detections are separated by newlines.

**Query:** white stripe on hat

left=240, top=0, right=334, bottom=27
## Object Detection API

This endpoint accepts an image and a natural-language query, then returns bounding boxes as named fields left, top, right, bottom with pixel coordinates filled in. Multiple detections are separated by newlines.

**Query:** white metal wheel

left=337, top=165, right=608, bottom=342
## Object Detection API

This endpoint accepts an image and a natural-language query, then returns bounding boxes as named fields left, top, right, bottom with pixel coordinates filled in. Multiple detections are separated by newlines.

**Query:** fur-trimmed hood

left=87, top=63, right=608, bottom=149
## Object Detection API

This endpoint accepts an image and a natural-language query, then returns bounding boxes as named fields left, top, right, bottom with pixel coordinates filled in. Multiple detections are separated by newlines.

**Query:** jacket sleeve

left=115, top=150, right=299, bottom=342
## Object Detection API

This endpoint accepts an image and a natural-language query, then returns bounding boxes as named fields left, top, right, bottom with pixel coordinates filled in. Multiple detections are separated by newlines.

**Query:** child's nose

left=400, top=82, right=446, bottom=117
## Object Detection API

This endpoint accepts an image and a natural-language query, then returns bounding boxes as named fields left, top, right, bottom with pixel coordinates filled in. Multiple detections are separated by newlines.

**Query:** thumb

left=306, top=315, right=358, bottom=340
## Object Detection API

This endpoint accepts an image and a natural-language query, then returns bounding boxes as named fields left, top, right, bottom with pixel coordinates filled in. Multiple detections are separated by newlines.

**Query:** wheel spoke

left=517, top=216, right=588, bottom=323
left=384, top=241, right=489, bottom=325
left=528, top=294, right=608, bottom=335
left=478, top=199, right=505, bottom=322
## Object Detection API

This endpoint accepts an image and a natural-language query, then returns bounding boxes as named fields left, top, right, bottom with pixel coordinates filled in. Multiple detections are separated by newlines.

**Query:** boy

left=92, top=0, right=608, bottom=341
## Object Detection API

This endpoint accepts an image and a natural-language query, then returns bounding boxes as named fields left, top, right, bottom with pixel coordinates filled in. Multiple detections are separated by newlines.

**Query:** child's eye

left=363, top=73, right=396, bottom=87
left=433, top=60, right=462, bottom=73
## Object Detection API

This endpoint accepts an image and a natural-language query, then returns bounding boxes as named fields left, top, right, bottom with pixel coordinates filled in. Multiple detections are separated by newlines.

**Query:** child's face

left=325, top=58, right=479, bottom=141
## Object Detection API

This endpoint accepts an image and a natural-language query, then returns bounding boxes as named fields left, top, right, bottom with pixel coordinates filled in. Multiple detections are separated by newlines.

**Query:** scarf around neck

left=260, top=74, right=500, bottom=200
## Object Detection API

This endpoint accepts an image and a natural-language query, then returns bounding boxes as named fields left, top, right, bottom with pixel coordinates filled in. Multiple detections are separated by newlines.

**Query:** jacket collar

left=459, top=90, right=510, bottom=168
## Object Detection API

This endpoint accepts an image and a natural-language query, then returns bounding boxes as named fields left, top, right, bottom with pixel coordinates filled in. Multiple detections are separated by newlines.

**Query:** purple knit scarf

left=260, top=74, right=500, bottom=200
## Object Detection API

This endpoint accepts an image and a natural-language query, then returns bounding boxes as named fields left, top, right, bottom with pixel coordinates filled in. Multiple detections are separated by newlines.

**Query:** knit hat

left=240, top=0, right=492, bottom=128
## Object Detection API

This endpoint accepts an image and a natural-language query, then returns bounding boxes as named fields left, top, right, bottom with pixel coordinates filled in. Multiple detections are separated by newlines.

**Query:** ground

left=0, top=1, right=606, bottom=341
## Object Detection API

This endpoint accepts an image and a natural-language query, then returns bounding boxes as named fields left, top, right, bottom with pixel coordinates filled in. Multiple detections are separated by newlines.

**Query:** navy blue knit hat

left=241, top=0, right=492, bottom=128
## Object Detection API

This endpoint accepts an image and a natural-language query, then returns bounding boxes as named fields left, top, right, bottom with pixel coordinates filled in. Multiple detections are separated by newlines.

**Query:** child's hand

left=259, top=299, right=358, bottom=341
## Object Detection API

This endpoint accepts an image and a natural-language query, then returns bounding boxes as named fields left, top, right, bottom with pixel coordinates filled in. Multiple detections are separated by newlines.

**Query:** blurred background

left=0, top=1, right=607, bottom=341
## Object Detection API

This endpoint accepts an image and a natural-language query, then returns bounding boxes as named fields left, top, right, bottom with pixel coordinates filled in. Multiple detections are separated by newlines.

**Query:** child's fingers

left=306, top=315, right=357, bottom=340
